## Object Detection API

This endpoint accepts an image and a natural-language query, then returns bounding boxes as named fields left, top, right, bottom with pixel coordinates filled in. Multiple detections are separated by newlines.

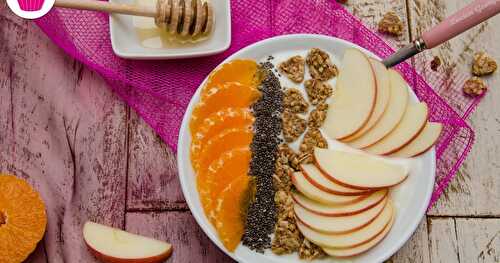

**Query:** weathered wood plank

left=388, top=218, right=431, bottom=263
left=408, top=0, right=500, bottom=217
left=126, top=211, right=233, bottom=262
left=456, top=218, right=500, bottom=263
left=126, top=110, right=184, bottom=211
left=428, top=217, right=460, bottom=263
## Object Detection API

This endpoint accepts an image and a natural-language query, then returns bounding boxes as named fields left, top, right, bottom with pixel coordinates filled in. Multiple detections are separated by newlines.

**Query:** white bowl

left=177, top=34, right=435, bottom=263
left=109, top=0, right=231, bottom=59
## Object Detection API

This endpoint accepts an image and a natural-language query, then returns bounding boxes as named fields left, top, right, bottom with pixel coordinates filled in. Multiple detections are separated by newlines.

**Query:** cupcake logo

left=6, top=0, right=55, bottom=19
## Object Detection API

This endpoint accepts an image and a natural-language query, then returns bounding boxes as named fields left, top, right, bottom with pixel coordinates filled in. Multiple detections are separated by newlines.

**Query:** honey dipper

left=55, top=0, right=214, bottom=38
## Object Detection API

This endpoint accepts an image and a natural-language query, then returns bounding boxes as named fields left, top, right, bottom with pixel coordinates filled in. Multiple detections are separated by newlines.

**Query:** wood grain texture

left=456, top=218, right=500, bottom=263
left=408, top=0, right=500, bottom=217
left=428, top=217, right=460, bottom=263
left=387, top=219, right=431, bottom=263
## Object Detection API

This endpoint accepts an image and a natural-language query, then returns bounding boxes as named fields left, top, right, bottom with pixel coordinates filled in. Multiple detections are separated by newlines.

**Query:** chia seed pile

left=242, top=62, right=284, bottom=252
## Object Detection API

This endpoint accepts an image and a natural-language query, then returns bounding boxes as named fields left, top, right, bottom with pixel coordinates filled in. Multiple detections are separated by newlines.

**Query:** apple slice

left=291, top=172, right=366, bottom=205
left=292, top=189, right=387, bottom=216
left=324, top=48, right=377, bottom=139
left=322, top=206, right=395, bottom=257
left=341, top=58, right=391, bottom=142
left=314, top=148, right=408, bottom=189
left=347, top=69, right=409, bottom=149
left=294, top=197, right=387, bottom=234
left=297, top=199, right=393, bottom=248
left=363, top=102, right=429, bottom=155
left=83, top=221, right=173, bottom=263
left=301, top=164, right=372, bottom=196
left=390, top=122, right=443, bottom=158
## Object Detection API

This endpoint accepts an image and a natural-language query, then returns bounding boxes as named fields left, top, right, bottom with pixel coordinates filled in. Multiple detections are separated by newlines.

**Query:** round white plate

left=178, top=34, right=435, bottom=263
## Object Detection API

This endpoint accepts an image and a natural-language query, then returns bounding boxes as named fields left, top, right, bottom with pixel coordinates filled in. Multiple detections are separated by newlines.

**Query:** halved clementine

left=0, top=174, right=47, bottom=263
left=203, top=59, right=259, bottom=96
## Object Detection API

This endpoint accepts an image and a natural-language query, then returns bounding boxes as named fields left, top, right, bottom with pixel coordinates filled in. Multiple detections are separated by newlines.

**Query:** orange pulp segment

left=190, top=82, right=260, bottom=134
left=203, top=59, right=259, bottom=96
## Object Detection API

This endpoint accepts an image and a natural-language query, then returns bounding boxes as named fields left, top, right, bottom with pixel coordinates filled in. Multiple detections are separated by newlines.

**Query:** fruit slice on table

left=348, top=69, right=409, bottom=149
left=292, top=189, right=387, bottom=217
left=291, top=172, right=366, bottom=205
left=83, top=221, right=172, bottom=263
left=294, top=197, right=387, bottom=234
left=297, top=199, right=393, bottom=248
left=300, top=164, right=373, bottom=196
left=314, top=148, right=408, bottom=189
left=390, top=122, right=443, bottom=158
left=191, top=108, right=254, bottom=165
left=203, top=59, right=259, bottom=95
left=324, top=48, right=376, bottom=140
left=0, top=174, right=47, bottom=263
left=341, top=58, right=391, bottom=142
left=213, top=175, right=253, bottom=252
left=364, top=102, right=428, bottom=155
left=190, top=82, right=260, bottom=134
left=322, top=204, right=395, bottom=257
left=197, top=147, right=251, bottom=221
left=193, top=126, right=253, bottom=172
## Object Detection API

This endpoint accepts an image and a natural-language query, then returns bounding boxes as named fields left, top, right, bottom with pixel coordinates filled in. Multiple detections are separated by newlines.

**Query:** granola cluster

left=279, top=55, right=306, bottom=83
left=304, top=79, right=333, bottom=105
left=463, top=77, right=487, bottom=96
left=299, top=238, right=326, bottom=260
left=283, top=111, right=307, bottom=142
left=308, top=103, right=328, bottom=128
left=284, top=88, right=309, bottom=113
left=299, top=128, right=328, bottom=163
left=378, top=11, right=404, bottom=36
left=306, top=48, right=338, bottom=81
left=472, top=51, right=497, bottom=76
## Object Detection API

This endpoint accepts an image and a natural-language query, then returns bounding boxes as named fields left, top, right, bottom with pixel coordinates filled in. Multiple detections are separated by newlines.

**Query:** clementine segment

left=0, top=174, right=47, bottom=263
left=203, top=59, right=259, bottom=96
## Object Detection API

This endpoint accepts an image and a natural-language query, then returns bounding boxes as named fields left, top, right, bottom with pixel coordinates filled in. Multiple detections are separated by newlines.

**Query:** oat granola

left=284, top=88, right=309, bottom=113
left=472, top=51, right=497, bottom=76
left=299, top=238, right=326, bottom=260
left=308, top=102, right=328, bottom=128
left=299, top=128, right=328, bottom=163
left=306, top=48, right=338, bottom=81
left=283, top=111, right=307, bottom=142
left=378, top=11, right=404, bottom=36
left=463, top=77, right=487, bottom=96
left=279, top=56, right=306, bottom=83
left=271, top=190, right=302, bottom=255
left=304, top=79, right=333, bottom=105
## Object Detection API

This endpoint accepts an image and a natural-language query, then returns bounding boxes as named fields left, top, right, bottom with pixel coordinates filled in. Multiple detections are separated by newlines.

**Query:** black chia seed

left=242, top=62, right=284, bottom=253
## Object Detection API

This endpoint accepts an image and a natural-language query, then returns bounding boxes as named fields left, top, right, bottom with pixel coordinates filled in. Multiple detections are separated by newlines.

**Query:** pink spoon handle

left=422, top=0, right=500, bottom=49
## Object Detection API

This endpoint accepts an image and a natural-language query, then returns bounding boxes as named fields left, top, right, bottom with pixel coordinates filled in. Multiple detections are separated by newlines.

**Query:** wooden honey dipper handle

left=54, top=0, right=157, bottom=17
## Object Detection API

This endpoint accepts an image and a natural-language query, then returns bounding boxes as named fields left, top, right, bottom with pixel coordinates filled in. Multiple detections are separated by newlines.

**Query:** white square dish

left=109, top=0, right=231, bottom=59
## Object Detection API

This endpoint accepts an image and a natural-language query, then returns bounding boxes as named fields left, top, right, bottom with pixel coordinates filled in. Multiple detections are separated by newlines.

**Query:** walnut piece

left=472, top=51, right=497, bottom=76
left=308, top=102, right=328, bottom=128
left=463, top=77, right=487, bottom=96
left=283, top=111, right=307, bottom=142
left=299, top=238, right=326, bottom=260
left=304, top=79, right=333, bottom=105
left=430, top=56, right=441, bottom=71
left=284, top=88, right=309, bottom=113
left=279, top=55, right=306, bottom=83
left=378, top=11, right=404, bottom=36
left=306, top=48, right=338, bottom=81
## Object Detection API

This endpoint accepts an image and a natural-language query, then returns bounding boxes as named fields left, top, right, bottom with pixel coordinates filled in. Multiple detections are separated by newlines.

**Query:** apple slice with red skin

left=390, top=122, right=443, bottom=158
left=83, top=221, right=173, bottom=263
left=292, top=189, right=387, bottom=217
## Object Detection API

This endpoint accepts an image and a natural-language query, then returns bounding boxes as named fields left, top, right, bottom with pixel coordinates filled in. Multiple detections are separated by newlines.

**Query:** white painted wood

left=456, top=218, right=500, bottom=263
left=388, top=218, right=431, bottom=263
left=428, top=218, right=460, bottom=263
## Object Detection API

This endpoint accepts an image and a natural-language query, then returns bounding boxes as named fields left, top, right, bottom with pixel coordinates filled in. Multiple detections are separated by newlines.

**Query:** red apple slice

left=390, top=122, right=443, bottom=158
left=363, top=102, right=429, bottom=155
left=324, top=48, right=377, bottom=139
left=296, top=199, right=393, bottom=248
left=292, top=189, right=387, bottom=217
left=291, top=172, right=366, bottom=205
left=314, top=148, right=408, bottom=189
left=322, top=205, right=395, bottom=257
left=301, top=164, right=372, bottom=196
left=83, top=221, right=173, bottom=263
left=348, top=69, right=409, bottom=149
left=342, top=58, right=391, bottom=142
left=294, top=197, right=387, bottom=234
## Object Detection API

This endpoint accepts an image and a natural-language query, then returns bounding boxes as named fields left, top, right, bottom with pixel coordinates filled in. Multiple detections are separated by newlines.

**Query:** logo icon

left=6, top=0, right=55, bottom=19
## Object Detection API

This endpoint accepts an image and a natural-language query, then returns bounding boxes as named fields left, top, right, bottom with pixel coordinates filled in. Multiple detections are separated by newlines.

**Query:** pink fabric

left=34, top=0, right=480, bottom=211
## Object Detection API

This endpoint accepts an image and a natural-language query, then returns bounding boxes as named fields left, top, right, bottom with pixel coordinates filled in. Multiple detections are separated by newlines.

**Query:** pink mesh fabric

left=35, top=0, right=481, bottom=208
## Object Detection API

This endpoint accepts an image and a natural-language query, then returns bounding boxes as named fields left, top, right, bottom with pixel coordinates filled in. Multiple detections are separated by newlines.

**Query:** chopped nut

left=463, top=77, right=487, bottom=96
left=279, top=55, right=306, bottom=83
left=378, top=11, right=404, bottom=36
left=283, top=111, right=307, bottom=142
left=304, top=79, right=333, bottom=105
left=430, top=56, right=441, bottom=71
left=306, top=48, right=338, bottom=81
left=299, top=238, right=326, bottom=260
left=472, top=51, right=497, bottom=76
left=299, top=128, right=328, bottom=163
left=308, top=102, right=328, bottom=128
left=284, top=88, right=309, bottom=113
